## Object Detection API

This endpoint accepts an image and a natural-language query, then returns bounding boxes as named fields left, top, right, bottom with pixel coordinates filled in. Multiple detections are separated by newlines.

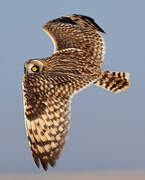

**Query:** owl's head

left=24, top=59, right=44, bottom=74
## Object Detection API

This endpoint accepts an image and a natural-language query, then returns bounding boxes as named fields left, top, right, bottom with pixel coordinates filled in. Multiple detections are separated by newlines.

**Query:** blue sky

left=0, top=0, right=145, bottom=173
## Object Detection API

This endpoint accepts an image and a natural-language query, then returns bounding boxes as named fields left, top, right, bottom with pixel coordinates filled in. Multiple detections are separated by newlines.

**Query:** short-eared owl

left=22, top=14, right=130, bottom=170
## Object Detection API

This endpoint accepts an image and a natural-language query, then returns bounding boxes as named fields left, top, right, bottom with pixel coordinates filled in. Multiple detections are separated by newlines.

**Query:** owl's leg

left=94, top=69, right=130, bottom=93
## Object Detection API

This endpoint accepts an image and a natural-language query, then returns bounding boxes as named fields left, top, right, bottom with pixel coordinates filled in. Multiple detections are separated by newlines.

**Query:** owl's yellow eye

left=31, top=66, right=39, bottom=72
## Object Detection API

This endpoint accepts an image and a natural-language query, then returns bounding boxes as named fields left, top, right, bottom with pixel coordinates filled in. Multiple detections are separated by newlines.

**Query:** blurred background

left=0, top=0, right=145, bottom=175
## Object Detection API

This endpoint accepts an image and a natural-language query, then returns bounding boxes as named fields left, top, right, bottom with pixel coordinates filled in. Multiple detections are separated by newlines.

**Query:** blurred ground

left=0, top=171, right=145, bottom=180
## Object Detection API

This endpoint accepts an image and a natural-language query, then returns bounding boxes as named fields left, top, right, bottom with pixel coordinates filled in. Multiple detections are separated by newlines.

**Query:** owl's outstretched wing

left=22, top=72, right=92, bottom=170
left=43, top=14, right=105, bottom=60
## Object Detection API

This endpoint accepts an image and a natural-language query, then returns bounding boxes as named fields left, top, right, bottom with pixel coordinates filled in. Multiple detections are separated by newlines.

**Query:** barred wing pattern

left=43, top=14, right=105, bottom=62
left=23, top=73, right=93, bottom=170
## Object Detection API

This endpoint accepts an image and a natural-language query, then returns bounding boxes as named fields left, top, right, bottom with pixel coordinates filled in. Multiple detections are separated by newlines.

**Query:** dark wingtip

left=94, top=23, right=106, bottom=34
left=71, top=14, right=106, bottom=33
left=40, top=159, right=48, bottom=171
left=49, top=159, right=56, bottom=167
left=50, top=16, right=77, bottom=25
left=46, top=14, right=106, bottom=34
left=39, top=158, right=56, bottom=170
left=32, top=152, right=40, bottom=169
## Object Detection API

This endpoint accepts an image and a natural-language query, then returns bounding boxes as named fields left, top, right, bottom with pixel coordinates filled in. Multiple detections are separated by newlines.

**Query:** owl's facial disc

left=24, top=59, right=44, bottom=74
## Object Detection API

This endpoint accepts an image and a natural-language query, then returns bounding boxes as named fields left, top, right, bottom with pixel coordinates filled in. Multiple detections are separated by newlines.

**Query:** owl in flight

left=22, top=14, right=130, bottom=170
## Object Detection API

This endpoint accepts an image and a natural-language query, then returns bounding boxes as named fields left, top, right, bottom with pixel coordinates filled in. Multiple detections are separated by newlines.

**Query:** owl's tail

left=94, top=69, right=130, bottom=93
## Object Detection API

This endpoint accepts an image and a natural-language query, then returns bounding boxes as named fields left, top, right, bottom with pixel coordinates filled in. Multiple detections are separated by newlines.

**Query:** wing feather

left=23, top=73, right=92, bottom=170
left=43, top=14, right=105, bottom=62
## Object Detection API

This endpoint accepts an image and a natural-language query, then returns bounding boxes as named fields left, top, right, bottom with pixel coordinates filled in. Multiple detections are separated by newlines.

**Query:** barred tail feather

left=94, top=70, right=130, bottom=93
